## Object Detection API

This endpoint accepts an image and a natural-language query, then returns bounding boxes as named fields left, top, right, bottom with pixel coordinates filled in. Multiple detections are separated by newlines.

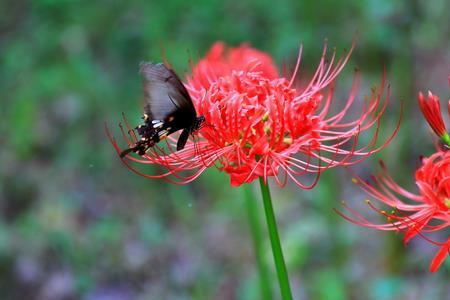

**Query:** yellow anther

left=352, top=178, right=358, bottom=184
left=261, top=112, right=269, bottom=122
left=444, top=198, right=450, bottom=209
left=283, top=137, right=293, bottom=145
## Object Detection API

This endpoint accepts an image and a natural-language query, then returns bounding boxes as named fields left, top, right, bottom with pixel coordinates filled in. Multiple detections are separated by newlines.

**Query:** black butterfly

left=120, top=62, right=205, bottom=158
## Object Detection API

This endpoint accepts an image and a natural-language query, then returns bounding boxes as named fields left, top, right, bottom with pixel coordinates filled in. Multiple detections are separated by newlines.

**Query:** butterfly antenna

left=119, top=123, right=134, bottom=147
left=121, top=112, right=138, bottom=142
left=159, top=41, right=173, bottom=69
left=187, top=49, right=196, bottom=74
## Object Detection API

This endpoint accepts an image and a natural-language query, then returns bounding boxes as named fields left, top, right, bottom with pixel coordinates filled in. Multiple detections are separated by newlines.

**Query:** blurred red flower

left=339, top=152, right=450, bottom=272
left=340, top=83, right=450, bottom=272
left=109, top=41, right=397, bottom=187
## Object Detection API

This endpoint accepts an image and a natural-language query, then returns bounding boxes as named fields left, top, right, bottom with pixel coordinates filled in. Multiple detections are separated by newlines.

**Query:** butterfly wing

left=140, top=62, right=196, bottom=125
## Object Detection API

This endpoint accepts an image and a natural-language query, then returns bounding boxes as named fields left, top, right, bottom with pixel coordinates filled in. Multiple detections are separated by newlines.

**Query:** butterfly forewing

left=140, top=62, right=196, bottom=125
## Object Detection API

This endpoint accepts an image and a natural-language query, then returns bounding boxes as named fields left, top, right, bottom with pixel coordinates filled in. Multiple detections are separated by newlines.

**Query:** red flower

left=338, top=152, right=450, bottom=272
left=108, top=41, right=398, bottom=187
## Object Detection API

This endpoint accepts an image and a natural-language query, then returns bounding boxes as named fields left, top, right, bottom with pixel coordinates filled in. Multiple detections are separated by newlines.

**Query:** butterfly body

left=120, top=62, right=204, bottom=158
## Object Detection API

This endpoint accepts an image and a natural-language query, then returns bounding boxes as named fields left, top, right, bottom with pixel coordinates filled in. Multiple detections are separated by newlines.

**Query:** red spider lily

left=108, top=41, right=399, bottom=188
left=338, top=152, right=450, bottom=272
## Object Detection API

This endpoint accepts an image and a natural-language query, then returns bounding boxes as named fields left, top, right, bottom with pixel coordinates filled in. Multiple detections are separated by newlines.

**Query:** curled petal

left=430, top=238, right=450, bottom=272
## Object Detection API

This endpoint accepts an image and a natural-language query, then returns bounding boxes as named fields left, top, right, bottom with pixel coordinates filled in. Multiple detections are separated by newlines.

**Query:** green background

left=1, top=0, right=449, bottom=299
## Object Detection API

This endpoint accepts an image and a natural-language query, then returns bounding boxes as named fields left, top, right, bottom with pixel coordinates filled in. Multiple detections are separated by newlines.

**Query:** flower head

left=108, top=41, right=398, bottom=188
left=339, top=151, right=450, bottom=272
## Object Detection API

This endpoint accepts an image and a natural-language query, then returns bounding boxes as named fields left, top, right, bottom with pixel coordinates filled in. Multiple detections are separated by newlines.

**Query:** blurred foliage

left=0, top=0, right=449, bottom=299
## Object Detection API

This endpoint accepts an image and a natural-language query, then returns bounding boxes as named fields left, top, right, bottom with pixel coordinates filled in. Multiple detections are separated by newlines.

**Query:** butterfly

left=120, top=62, right=205, bottom=158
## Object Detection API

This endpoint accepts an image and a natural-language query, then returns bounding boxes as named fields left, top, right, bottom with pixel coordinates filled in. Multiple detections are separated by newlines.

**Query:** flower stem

left=258, top=177, right=293, bottom=300
left=243, top=184, right=273, bottom=300
left=442, top=133, right=450, bottom=147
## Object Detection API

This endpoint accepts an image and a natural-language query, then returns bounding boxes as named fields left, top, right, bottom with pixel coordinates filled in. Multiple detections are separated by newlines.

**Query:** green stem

left=258, top=177, right=293, bottom=300
left=442, top=133, right=450, bottom=147
left=243, top=184, right=273, bottom=300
